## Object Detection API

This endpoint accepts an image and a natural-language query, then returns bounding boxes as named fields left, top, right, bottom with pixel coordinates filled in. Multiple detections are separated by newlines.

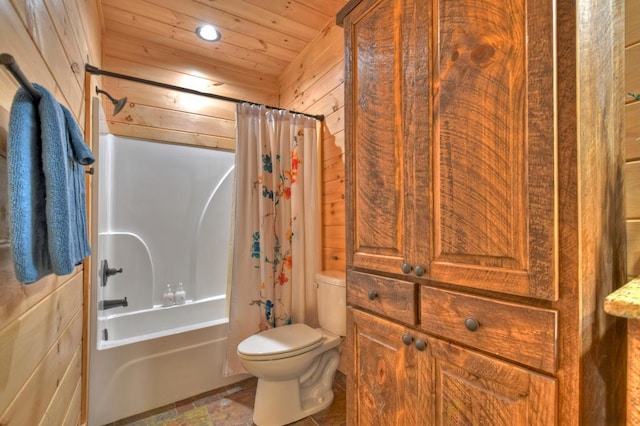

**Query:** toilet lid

left=237, top=323, right=323, bottom=361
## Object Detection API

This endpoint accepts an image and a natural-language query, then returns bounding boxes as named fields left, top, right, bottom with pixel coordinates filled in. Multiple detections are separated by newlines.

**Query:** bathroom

left=0, top=0, right=348, bottom=424
left=0, top=0, right=637, bottom=425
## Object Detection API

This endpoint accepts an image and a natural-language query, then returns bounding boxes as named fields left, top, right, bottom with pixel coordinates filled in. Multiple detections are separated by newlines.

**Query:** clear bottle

left=174, top=282, right=186, bottom=305
left=162, top=284, right=174, bottom=307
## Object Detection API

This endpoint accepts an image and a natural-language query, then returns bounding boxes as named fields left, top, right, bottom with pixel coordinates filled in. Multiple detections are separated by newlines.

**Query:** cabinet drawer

left=347, top=270, right=417, bottom=325
left=420, top=286, right=557, bottom=373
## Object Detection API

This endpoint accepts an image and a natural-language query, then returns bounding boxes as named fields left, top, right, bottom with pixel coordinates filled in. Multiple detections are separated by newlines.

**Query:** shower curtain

left=224, top=103, right=321, bottom=375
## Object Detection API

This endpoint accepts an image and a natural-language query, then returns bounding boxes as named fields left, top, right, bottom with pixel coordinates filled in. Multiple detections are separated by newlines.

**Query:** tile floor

left=110, top=372, right=347, bottom=426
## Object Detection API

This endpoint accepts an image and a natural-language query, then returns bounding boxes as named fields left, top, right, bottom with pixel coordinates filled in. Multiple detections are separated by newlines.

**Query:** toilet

left=237, top=270, right=346, bottom=426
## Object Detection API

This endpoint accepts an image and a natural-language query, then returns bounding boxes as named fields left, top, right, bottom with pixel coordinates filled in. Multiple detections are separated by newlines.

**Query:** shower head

left=95, top=87, right=128, bottom=116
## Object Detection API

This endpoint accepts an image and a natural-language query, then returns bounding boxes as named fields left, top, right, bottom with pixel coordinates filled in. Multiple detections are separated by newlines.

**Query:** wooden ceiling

left=99, top=0, right=348, bottom=77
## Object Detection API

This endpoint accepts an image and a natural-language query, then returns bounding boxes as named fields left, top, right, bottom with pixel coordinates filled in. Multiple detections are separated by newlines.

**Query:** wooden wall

left=627, top=0, right=640, bottom=278
left=0, top=0, right=101, bottom=424
left=101, top=32, right=278, bottom=149
left=279, top=21, right=346, bottom=272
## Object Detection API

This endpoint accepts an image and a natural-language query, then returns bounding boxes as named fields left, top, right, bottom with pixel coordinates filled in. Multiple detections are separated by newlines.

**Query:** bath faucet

left=99, top=297, right=128, bottom=310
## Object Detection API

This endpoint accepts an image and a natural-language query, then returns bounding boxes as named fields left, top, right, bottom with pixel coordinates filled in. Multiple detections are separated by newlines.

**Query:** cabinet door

left=427, top=338, right=557, bottom=425
left=347, top=308, right=432, bottom=425
left=344, top=0, right=430, bottom=276
left=428, top=0, right=557, bottom=300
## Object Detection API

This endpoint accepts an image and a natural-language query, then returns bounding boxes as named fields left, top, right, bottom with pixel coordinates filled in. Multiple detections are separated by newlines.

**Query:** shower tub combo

left=88, top=116, right=245, bottom=425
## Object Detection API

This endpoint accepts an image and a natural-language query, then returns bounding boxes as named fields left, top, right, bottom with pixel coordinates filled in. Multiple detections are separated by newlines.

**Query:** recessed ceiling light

left=196, top=24, right=221, bottom=42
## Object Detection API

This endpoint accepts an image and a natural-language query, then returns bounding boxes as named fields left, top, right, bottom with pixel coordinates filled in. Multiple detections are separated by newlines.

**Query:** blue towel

left=7, top=84, right=95, bottom=284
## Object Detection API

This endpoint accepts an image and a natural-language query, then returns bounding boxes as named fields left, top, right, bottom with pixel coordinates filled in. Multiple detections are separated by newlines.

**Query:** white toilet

left=237, top=270, right=346, bottom=426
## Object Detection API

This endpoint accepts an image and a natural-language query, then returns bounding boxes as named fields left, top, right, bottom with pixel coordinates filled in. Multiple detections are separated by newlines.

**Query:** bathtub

left=88, top=111, right=245, bottom=425
left=97, top=295, right=228, bottom=350
left=87, top=295, right=248, bottom=426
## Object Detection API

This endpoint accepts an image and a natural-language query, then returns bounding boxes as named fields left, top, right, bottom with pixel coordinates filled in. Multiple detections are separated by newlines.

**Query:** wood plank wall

left=278, top=21, right=346, bottom=272
left=101, top=32, right=278, bottom=148
left=626, top=0, right=640, bottom=278
left=0, top=0, right=101, bottom=425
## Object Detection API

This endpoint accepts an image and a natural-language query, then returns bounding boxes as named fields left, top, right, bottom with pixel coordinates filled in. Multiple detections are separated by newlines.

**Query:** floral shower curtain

left=224, top=103, right=321, bottom=375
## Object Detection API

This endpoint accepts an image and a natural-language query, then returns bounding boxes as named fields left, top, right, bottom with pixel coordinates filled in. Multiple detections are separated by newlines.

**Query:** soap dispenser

left=162, top=284, right=174, bottom=307
left=175, top=282, right=186, bottom=305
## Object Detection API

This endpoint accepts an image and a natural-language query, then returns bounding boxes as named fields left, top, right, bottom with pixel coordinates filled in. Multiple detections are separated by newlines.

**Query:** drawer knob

left=415, top=339, right=427, bottom=351
left=414, top=265, right=425, bottom=277
left=464, top=317, right=480, bottom=332
left=401, top=262, right=413, bottom=274
left=367, top=290, right=378, bottom=300
left=402, top=333, right=413, bottom=345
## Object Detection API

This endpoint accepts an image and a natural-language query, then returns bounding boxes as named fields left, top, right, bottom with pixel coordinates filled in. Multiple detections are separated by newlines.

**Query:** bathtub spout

left=99, top=297, right=128, bottom=310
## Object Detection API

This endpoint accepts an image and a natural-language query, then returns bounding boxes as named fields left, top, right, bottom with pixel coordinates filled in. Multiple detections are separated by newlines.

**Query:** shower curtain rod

left=1, top=53, right=40, bottom=101
left=85, top=64, right=324, bottom=121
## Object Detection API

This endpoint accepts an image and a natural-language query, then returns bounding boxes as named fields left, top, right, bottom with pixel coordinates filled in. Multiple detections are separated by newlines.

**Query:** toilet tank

left=316, top=270, right=346, bottom=336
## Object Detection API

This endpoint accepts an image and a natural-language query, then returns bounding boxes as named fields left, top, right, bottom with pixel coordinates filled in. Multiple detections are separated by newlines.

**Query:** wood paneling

left=628, top=0, right=640, bottom=46
left=103, top=34, right=279, bottom=95
left=0, top=271, right=83, bottom=414
left=0, top=1, right=101, bottom=424
left=100, top=0, right=346, bottom=77
left=626, top=102, right=640, bottom=161
left=627, top=44, right=640, bottom=101
left=100, top=31, right=277, bottom=146
left=627, top=221, right=640, bottom=277
left=627, top=162, right=640, bottom=219
left=0, top=274, right=83, bottom=424
left=628, top=0, right=640, bottom=278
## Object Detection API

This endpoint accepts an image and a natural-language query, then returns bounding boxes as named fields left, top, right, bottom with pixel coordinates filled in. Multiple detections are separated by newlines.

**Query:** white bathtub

left=97, top=295, right=228, bottom=350
left=88, top=296, right=247, bottom=426
left=88, top=117, right=245, bottom=425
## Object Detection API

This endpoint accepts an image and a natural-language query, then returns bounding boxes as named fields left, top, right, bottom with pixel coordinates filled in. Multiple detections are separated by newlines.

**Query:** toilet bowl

left=237, top=270, right=346, bottom=426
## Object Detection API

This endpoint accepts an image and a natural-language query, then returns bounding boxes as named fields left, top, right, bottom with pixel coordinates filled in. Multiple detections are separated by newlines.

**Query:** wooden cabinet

left=338, top=0, right=627, bottom=424
left=346, top=308, right=426, bottom=425
left=343, top=0, right=429, bottom=277
left=348, top=308, right=557, bottom=425
left=342, top=0, right=556, bottom=300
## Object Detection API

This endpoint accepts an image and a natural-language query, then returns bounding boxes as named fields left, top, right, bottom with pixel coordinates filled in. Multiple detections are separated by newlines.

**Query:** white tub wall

left=88, top=322, right=248, bottom=426
left=100, top=135, right=235, bottom=304
left=194, top=167, right=234, bottom=300
left=98, top=232, right=154, bottom=312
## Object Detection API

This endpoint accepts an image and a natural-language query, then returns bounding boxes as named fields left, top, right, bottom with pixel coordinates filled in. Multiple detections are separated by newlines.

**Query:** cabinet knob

left=402, top=333, right=413, bottom=345
left=415, top=339, right=427, bottom=351
left=464, top=317, right=480, bottom=332
left=367, top=290, right=378, bottom=300
left=401, top=262, right=413, bottom=274
left=414, top=265, right=425, bottom=277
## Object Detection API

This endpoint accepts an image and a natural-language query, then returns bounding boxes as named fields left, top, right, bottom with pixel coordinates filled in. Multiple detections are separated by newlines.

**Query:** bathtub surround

left=88, top=111, right=242, bottom=425
left=94, top=133, right=234, bottom=312
left=8, top=83, right=94, bottom=283
left=225, top=103, right=322, bottom=375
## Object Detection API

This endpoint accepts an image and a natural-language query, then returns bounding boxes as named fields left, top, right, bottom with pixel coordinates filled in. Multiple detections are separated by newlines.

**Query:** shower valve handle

left=101, top=259, right=123, bottom=286
left=106, top=267, right=123, bottom=277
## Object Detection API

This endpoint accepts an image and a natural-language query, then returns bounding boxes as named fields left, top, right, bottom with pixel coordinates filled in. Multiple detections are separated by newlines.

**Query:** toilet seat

left=237, top=323, right=323, bottom=361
